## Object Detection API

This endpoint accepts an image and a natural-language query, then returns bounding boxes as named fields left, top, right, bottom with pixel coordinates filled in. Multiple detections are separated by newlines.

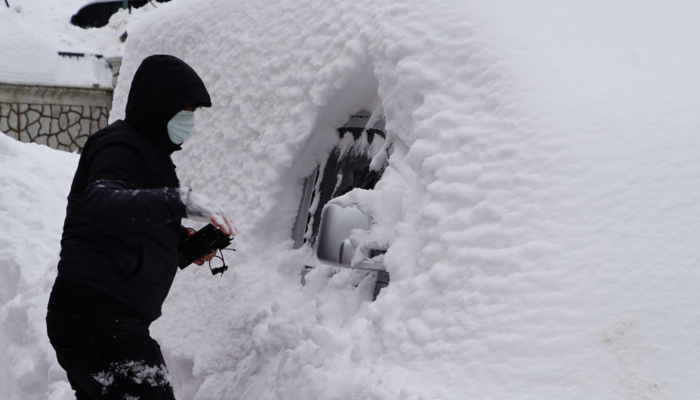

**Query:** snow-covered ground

left=3, top=0, right=700, bottom=399
left=0, top=134, right=78, bottom=399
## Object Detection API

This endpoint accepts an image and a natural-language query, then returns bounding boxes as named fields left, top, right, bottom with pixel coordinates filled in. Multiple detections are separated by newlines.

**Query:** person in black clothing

left=46, top=55, right=235, bottom=399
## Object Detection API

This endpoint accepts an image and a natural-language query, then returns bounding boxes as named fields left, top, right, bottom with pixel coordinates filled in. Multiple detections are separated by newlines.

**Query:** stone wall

left=0, top=82, right=113, bottom=153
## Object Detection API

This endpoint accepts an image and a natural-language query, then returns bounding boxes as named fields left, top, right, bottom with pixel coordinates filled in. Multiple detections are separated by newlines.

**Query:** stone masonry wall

left=0, top=82, right=113, bottom=153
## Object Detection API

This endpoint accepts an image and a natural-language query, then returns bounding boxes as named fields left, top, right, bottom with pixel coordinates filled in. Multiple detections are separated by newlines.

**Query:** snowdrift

left=3, top=0, right=700, bottom=399
left=0, top=134, right=78, bottom=399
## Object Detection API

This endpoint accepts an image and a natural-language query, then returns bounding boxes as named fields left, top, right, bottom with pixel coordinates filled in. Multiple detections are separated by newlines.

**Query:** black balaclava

left=124, top=55, right=211, bottom=155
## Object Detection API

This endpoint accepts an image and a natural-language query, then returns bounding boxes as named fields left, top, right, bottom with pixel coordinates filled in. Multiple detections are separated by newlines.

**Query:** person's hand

left=186, top=228, right=218, bottom=265
left=180, top=188, right=237, bottom=236
left=208, top=214, right=237, bottom=237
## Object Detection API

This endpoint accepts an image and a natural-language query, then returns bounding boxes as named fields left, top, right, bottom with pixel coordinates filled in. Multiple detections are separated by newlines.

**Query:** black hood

left=125, top=55, right=211, bottom=155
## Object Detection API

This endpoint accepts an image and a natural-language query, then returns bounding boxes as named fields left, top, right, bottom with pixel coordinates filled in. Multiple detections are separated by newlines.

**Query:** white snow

left=91, top=360, right=172, bottom=390
left=0, top=134, right=78, bottom=399
left=3, top=0, right=700, bottom=399
left=0, top=0, right=154, bottom=87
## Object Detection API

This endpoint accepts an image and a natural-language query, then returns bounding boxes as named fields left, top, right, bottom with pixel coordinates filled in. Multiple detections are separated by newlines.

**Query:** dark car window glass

left=71, top=0, right=171, bottom=29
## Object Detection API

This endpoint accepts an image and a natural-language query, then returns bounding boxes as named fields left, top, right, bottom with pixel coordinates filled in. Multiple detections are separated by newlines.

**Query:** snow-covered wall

left=3, top=0, right=700, bottom=399
left=0, top=82, right=112, bottom=152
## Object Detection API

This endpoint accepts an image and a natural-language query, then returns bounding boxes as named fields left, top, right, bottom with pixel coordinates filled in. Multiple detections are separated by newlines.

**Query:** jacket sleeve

left=82, top=180, right=187, bottom=231
left=81, top=143, right=188, bottom=231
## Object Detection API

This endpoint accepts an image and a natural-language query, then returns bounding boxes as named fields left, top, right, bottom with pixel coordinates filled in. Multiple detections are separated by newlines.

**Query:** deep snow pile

left=0, top=134, right=78, bottom=399
left=3, top=0, right=700, bottom=399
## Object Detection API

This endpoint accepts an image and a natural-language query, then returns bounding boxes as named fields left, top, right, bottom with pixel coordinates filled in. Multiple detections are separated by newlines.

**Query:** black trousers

left=46, top=312, right=176, bottom=400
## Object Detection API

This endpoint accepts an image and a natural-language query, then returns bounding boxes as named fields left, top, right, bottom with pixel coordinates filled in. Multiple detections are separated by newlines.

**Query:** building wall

left=0, top=82, right=113, bottom=153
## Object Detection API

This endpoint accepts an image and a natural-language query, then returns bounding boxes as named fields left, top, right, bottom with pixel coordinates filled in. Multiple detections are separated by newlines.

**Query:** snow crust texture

left=111, top=0, right=700, bottom=398
left=3, top=0, right=700, bottom=399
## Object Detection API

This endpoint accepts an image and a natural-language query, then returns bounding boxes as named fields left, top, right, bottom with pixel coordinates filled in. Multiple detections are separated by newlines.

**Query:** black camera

left=178, top=224, right=233, bottom=273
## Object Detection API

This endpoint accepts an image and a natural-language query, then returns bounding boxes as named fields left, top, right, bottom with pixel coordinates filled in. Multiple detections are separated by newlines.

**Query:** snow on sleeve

left=0, top=134, right=78, bottom=400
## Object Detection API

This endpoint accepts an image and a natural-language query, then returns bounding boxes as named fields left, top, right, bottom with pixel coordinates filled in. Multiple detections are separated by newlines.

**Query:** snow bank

left=0, top=133, right=78, bottom=399
left=3, top=0, right=700, bottom=398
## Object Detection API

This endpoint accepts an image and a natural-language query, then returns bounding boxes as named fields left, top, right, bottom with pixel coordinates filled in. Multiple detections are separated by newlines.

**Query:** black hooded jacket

left=49, top=55, right=211, bottom=322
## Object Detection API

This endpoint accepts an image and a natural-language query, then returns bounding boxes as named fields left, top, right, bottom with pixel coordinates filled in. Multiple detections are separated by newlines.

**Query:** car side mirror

left=316, top=204, right=385, bottom=271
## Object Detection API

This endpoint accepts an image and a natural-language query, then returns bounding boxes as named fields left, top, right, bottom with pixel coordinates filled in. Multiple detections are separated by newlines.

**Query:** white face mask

left=167, top=110, right=195, bottom=145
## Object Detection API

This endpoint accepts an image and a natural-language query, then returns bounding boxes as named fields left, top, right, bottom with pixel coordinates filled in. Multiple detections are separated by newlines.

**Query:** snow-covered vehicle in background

left=291, top=110, right=393, bottom=299
left=71, top=0, right=169, bottom=28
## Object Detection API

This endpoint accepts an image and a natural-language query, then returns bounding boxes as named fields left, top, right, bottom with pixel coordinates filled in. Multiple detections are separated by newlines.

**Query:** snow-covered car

left=291, top=110, right=392, bottom=299
left=71, top=0, right=169, bottom=28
